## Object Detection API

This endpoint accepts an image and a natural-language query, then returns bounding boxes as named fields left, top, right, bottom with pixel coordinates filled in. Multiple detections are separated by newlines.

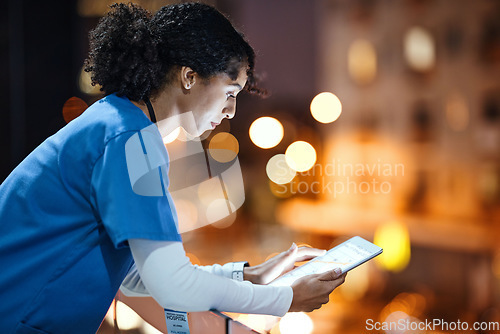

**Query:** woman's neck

left=131, top=86, right=184, bottom=138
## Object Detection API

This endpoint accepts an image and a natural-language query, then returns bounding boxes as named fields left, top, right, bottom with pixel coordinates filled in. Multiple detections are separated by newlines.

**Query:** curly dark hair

left=84, top=2, right=263, bottom=102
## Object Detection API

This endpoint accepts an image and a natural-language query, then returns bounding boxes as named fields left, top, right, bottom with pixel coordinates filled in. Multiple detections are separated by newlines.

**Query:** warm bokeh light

left=206, top=199, right=235, bottom=224
left=234, top=314, right=269, bottom=332
left=249, top=117, right=284, bottom=149
left=78, top=65, right=102, bottom=95
left=310, top=92, right=342, bottom=124
left=163, top=127, right=181, bottom=144
left=270, top=323, right=280, bottom=334
left=266, top=154, right=296, bottom=185
left=103, top=299, right=116, bottom=327
left=62, top=96, right=88, bottom=124
left=404, top=26, right=436, bottom=72
left=348, top=39, right=377, bottom=84
left=197, top=178, right=224, bottom=206
left=446, top=93, right=470, bottom=131
left=339, top=260, right=370, bottom=301
left=115, top=301, right=143, bottom=330
left=279, top=312, right=314, bottom=334
left=208, top=132, right=239, bottom=163
left=384, top=311, right=422, bottom=332
left=374, top=221, right=411, bottom=272
left=211, top=212, right=237, bottom=229
left=379, top=292, right=427, bottom=322
left=141, top=322, right=163, bottom=334
left=174, top=199, right=198, bottom=233
left=285, top=141, right=317, bottom=172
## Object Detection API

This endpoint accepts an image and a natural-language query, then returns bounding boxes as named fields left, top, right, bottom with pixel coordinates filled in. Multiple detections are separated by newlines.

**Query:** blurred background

left=2, top=0, right=500, bottom=333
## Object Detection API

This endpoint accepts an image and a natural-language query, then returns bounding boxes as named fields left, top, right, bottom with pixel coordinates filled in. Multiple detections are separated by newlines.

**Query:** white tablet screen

left=270, top=236, right=382, bottom=287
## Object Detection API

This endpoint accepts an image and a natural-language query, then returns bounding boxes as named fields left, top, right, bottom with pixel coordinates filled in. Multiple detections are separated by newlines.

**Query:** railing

left=188, top=311, right=261, bottom=334
left=118, top=292, right=262, bottom=334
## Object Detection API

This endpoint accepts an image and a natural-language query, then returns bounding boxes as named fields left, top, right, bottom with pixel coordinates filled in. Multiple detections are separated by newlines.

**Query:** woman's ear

left=180, top=66, right=196, bottom=90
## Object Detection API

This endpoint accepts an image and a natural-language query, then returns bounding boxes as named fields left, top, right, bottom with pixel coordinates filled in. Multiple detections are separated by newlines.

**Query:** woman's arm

left=120, top=261, right=250, bottom=297
left=121, top=241, right=329, bottom=298
left=128, top=239, right=293, bottom=316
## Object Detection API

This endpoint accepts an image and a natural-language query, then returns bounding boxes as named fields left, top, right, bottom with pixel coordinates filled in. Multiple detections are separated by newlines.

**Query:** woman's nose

left=223, top=101, right=236, bottom=119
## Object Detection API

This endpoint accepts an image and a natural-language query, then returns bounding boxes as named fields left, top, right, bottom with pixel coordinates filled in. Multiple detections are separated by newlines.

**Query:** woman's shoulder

left=67, top=93, right=153, bottom=144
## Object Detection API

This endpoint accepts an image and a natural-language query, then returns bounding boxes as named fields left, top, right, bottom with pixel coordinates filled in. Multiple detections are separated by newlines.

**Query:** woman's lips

left=211, top=122, right=219, bottom=129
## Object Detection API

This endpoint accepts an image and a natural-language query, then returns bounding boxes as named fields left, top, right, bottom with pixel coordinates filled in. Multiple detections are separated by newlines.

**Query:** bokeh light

left=234, top=314, right=269, bottom=332
left=310, top=92, right=342, bottom=124
left=174, top=199, right=198, bottom=233
left=374, top=221, right=411, bottom=272
left=404, top=26, right=436, bottom=72
left=115, top=301, right=143, bottom=330
left=103, top=300, right=116, bottom=327
left=348, top=39, right=377, bottom=85
left=379, top=292, right=427, bottom=328
left=62, top=96, right=88, bottom=124
left=249, top=117, right=284, bottom=149
left=163, top=127, right=181, bottom=144
left=384, top=310, right=424, bottom=334
left=279, top=312, right=314, bottom=334
left=141, top=322, right=163, bottom=334
left=78, top=65, right=102, bottom=95
left=338, top=260, right=370, bottom=301
left=285, top=141, right=317, bottom=172
left=206, top=199, right=235, bottom=224
left=208, top=132, right=239, bottom=163
left=211, top=212, right=237, bottom=229
left=197, top=178, right=224, bottom=206
left=266, top=154, right=296, bottom=184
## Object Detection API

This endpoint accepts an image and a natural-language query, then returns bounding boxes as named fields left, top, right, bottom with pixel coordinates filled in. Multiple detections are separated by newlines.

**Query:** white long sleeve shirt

left=121, top=239, right=293, bottom=316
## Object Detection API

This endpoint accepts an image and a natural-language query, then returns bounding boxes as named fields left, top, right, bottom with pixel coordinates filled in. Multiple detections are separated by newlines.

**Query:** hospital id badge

left=164, top=309, right=190, bottom=334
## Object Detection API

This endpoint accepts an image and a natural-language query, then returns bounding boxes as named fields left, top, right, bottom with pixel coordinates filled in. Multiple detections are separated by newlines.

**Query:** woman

left=0, top=3, right=346, bottom=333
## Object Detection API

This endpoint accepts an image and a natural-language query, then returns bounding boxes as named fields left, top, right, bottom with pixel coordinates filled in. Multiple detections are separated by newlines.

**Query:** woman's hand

left=289, top=268, right=346, bottom=312
left=243, top=243, right=326, bottom=285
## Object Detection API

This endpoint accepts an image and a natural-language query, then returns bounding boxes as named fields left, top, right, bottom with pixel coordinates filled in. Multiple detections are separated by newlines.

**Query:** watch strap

left=231, top=261, right=249, bottom=281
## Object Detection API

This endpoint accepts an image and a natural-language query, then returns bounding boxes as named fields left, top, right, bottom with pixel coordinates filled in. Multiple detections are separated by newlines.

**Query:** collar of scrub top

left=143, top=97, right=157, bottom=124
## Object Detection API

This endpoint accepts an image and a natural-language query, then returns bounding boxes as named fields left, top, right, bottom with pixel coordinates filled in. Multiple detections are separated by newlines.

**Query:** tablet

left=269, top=236, right=382, bottom=287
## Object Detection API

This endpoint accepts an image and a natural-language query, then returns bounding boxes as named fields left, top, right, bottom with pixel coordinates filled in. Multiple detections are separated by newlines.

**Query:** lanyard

left=144, top=97, right=157, bottom=123
left=164, top=309, right=190, bottom=334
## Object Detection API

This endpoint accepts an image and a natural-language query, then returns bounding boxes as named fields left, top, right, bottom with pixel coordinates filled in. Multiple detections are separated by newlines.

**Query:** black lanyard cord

left=143, top=97, right=157, bottom=123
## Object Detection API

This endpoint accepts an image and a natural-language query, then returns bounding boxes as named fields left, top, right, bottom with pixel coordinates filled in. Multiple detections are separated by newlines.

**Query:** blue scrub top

left=0, top=94, right=182, bottom=334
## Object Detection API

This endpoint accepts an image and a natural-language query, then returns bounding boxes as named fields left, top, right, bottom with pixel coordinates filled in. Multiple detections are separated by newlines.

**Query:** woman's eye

left=226, top=93, right=236, bottom=100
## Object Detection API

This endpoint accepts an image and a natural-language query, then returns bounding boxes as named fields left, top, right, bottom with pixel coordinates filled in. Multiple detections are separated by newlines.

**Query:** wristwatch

left=231, top=261, right=249, bottom=281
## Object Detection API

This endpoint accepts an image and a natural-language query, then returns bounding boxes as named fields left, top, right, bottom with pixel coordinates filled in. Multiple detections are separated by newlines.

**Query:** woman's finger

left=293, top=247, right=327, bottom=262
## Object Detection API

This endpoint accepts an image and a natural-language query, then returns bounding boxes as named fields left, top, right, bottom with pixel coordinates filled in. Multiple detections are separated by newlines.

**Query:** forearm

left=128, top=239, right=292, bottom=316
left=197, top=262, right=260, bottom=284
left=121, top=261, right=256, bottom=297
